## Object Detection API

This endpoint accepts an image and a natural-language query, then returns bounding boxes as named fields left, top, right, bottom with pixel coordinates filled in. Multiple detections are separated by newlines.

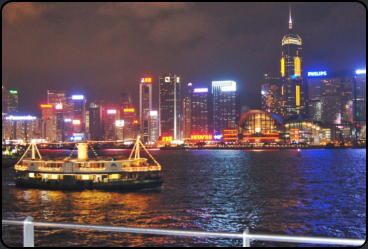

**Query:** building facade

left=191, top=88, right=213, bottom=136
left=212, top=80, right=240, bottom=135
left=159, top=74, right=181, bottom=140
left=140, top=78, right=152, bottom=143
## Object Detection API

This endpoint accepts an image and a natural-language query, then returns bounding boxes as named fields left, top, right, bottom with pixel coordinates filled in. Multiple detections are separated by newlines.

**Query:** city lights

left=193, top=88, right=208, bottom=93
left=72, top=95, right=84, bottom=100
left=72, top=120, right=81, bottom=125
left=107, top=110, right=116, bottom=114
left=308, top=71, right=327, bottom=77
left=9, top=90, right=17, bottom=94
left=188, top=83, right=192, bottom=86
left=115, top=120, right=124, bottom=127
left=40, top=104, right=52, bottom=108
left=133, top=120, right=138, bottom=124
left=162, top=136, right=173, bottom=142
left=191, top=135, right=213, bottom=140
left=55, top=104, right=63, bottom=110
left=212, top=81, right=236, bottom=92
left=356, top=69, right=366, bottom=74
left=124, top=109, right=134, bottom=112
left=64, top=119, right=72, bottom=122
left=150, top=111, right=158, bottom=116
left=141, top=78, right=152, bottom=83
left=5, top=116, right=36, bottom=121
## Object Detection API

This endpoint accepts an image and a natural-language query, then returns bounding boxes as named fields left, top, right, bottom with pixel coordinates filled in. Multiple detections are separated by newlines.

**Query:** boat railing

left=2, top=216, right=364, bottom=247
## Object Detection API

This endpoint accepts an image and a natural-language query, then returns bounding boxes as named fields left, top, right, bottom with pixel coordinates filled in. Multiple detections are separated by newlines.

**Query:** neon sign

left=123, top=109, right=134, bottom=112
left=191, top=135, right=213, bottom=140
left=5, top=116, right=36, bottom=121
left=214, top=135, right=222, bottom=140
left=72, top=95, right=84, bottom=100
left=193, top=88, right=208, bottom=93
left=356, top=69, right=366, bottom=74
left=107, top=110, right=116, bottom=114
left=40, top=104, right=52, bottom=108
left=116, top=120, right=124, bottom=127
left=55, top=104, right=63, bottom=110
left=308, top=71, right=327, bottom=77
left=162, top=136, right=173, bottom=142
left=141, top=78, right=152, bottom=83
left=9, top=90, right=17, bottom=94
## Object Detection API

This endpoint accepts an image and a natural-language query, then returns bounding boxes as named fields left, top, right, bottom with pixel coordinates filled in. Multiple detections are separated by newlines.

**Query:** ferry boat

left=14, top=137, right=163, bottom=190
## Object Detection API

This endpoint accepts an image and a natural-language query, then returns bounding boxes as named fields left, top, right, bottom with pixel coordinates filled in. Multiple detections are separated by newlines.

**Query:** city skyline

left=2, top=3, right=366, bottom=116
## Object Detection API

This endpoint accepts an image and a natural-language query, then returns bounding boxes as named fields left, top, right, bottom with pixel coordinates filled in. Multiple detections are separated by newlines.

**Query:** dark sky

left=2, top=2, right=366, bottom=116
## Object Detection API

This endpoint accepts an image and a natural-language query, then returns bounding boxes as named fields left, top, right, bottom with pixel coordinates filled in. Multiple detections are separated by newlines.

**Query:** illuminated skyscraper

left=149, top=111, right=158, bottom=142
left=182, top=83, right=193, bottom=140
left=279, top=5, right=305, bottom=118
left=2, top=86, right=8, bottom=116
left=120, top=92, right=135, bottom=140
left=262, top=73, right=281, bottom=114
left=140, top=78, right=152, bottom=143
left=191, top=88, right=213, bottom=135
left=159, top=74, right=181, bottom=140
left=7, top=90, right=18, bottom=114
left=212, top=80, right=240, bottom=135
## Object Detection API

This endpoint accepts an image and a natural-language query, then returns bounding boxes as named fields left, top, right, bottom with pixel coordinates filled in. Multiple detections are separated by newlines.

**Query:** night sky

left=2, top=2, right=366, bottom=116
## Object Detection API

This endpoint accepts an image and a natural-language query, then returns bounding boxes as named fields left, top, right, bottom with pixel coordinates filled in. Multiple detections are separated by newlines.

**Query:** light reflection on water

left=2, top=149, right=366, bottom=247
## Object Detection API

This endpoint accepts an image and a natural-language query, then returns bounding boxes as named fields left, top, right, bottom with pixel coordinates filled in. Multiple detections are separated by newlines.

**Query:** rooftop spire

left=289, top=4, right=292, bottom=29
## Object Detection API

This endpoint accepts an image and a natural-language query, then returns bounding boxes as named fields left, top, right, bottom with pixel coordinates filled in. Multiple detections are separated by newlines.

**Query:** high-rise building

left=47, top=90, right=67, bottom=106
left=89, top=102, right=102, bottom=141
left=69, top=95, right=86, bottom=133
left=159, top=74, right=181, bottom=140
left=279, top=5, right=305, bottom=118
left=3, top=116, right=40, bottom=142
left=191, top=88, right=213, bottom=136
left=182, top=83, right=193, bottom=140
left=120, top=92, right=135, bottom=140
left=149, top=111, right=158, bottom=142
left=7, top=90, right=18, bottom=114
left=212, top=80, right=240, bottom=135
left=140, top=78, right=152, bottom=143
left=104, top=109, right=119, bottom=141
left=261, top=74, right=281, bottom=113
left=2, top=86, right=8, bottom=116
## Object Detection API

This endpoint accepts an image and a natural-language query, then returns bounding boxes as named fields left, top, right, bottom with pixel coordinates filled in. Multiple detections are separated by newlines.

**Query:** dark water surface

left=2, top=149, right=366, bottom=247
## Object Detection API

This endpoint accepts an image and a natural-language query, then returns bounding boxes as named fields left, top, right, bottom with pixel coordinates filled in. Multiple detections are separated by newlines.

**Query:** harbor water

left=2, top=149, right=366, bottom=247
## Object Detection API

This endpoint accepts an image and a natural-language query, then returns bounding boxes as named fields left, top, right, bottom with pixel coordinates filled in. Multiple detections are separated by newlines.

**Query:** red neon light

left=224, top=134, right=238, bottom=136
left=223, top=130, right=237, bottom=132
left=243, top=137, right=279, bottom=139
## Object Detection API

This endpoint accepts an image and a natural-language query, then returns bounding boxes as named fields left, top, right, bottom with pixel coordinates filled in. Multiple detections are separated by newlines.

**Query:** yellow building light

left=82, top=175, right=90, bottom=180
left=281, top=57, right=285, bottom=77
left=294, top=56, right=301, bottom=76
left=29, top=173, right=35, bottom=178
left=296, top=85, right=300, bottom=106
left=282, top=85, right=284, bottom=95
left=51, top=174, right=58, bottom=179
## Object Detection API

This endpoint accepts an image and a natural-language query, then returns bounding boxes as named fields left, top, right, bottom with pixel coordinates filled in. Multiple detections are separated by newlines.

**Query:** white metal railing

left=2, top=217, right=365, bottom=247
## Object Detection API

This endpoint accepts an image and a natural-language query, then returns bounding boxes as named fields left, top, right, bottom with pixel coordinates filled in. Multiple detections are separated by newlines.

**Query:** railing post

left=243, top=227, right=250, bottom=247
left=23, top=216, right=34, bottom=247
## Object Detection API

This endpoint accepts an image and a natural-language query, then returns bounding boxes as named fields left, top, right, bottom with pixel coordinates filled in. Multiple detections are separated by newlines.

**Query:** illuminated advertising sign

left=356, top=69, right=366, bottom=74
left=307, top=71, right=327, bottom=77
left=193, top=88, right=208, bottom=93
left=72, top=95, right=84, bottom=100
left=64, top=119, right=72, bottom=122
left=40, top=104, right=52, bottom=108
left=9, top=90, right=17, bottom=94
left=162, top=136, right=173, bottom=142
left=165, top=77, right=170, bottom=82
left=55, top=104, right=63, bottom=110
left=123, top=108, right=135, bottom=112
left=133, top=120, right=138, bottom=124
left=5, top=116, right=36, bottom=121
left=141, top=78, right=152, bottom=83
left=214, top=135, right=222, bottom=140
left=191, top=135, right=213, bottom=140
left=72, top=120, right=81, bottom=125
left=212, top=81, right=236, bottom=92
left=107, top=110, right=116, bottom=114
left=116, top=120, right=124, bottom=127
left=70, top=136, right=83, bottom=141
left=150, top=111, right=158, bottom=116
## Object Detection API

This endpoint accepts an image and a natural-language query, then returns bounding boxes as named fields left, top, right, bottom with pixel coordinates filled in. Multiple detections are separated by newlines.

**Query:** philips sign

left=308, top=71, right=327, bottom=77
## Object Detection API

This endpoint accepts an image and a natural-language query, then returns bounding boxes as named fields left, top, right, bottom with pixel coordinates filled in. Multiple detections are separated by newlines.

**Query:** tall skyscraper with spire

left=278, top=5, right=305, bottom=118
